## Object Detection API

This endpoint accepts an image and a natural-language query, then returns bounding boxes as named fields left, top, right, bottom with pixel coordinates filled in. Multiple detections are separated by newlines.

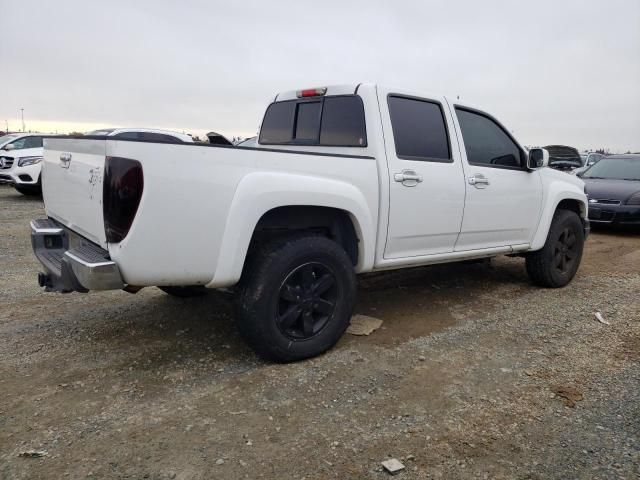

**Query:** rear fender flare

left=207, top=172, right=375, bottom=287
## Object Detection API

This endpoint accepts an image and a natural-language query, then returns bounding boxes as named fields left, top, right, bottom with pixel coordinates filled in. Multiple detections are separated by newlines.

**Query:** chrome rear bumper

left=31, top=218, right=124, bottom=292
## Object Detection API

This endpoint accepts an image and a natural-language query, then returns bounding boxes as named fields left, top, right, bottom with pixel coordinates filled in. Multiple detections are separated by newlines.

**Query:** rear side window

left=387, top=96, right=451, bottom=162
left=455, top=108, right=524, bottom=169
left=259, top=95, right=367, bottom=147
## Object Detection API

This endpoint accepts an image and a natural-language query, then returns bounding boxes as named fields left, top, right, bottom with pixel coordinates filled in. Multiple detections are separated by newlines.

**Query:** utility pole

left=20, top=108, right=25, bottom=132
left=4, top=120, right=7, bottom=133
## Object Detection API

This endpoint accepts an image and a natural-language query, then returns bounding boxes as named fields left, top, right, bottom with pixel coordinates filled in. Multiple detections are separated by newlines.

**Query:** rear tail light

left=296, top=87, right=327, bottom=98
left=103, top=156, right=143, bottom=243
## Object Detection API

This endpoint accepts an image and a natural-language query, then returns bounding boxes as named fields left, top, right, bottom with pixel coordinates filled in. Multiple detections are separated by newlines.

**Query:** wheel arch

left=530, top=189, right=588, bottom=251
left=249, top=205, right=360, bottom=266
left=207, top=172, right=375, bottom=288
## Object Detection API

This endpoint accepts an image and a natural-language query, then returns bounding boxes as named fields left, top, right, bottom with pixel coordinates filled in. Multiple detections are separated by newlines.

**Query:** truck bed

left=42, top=137, right=379, bottom=287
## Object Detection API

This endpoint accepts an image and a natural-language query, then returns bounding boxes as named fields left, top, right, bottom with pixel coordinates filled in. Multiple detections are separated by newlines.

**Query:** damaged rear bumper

left=31, top=218, right=125, bottom=293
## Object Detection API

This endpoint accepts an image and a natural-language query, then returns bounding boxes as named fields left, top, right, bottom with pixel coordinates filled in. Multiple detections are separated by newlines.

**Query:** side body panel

left=102, top=141, right=379, bottom=287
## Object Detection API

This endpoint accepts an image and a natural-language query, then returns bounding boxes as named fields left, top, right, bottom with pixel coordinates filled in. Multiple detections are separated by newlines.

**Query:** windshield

left=583, top=158, right=640, bottom=181
left=0, top=135, right=19, bottom=147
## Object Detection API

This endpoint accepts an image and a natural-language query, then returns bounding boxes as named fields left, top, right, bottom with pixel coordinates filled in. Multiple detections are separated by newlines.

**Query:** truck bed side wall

left=105, top=141, right=379, bottom=287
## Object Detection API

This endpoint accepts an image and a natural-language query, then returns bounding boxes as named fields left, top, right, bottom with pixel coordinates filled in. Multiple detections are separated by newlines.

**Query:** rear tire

left=526, top=209, right=584, bottom=287
left=158, top=286, right=208, bottom=297
left=235, top=235, right=357, bottom=362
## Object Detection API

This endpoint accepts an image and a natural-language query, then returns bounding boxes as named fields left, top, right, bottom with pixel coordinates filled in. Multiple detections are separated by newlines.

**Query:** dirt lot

left=0, top=184, right=638, bottom=479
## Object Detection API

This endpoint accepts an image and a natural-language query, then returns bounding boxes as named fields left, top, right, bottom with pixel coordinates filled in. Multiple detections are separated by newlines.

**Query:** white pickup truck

left=31, top=84, right=589, bottom=362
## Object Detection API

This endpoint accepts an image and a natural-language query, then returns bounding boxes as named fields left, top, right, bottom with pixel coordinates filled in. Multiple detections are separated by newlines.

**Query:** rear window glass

left=295, top=101, right=321, bottom=141
left=388, top=96, right=451, bottom=162
left=260, top=102, right=296, bottom=144
left=320, top=96, right=367, bottom=146
left=259, top=95, right=367, bottom=147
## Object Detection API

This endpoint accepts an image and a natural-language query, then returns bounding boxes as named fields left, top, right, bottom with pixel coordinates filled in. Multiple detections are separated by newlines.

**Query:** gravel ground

left=0, top=184, right=638, bottom=479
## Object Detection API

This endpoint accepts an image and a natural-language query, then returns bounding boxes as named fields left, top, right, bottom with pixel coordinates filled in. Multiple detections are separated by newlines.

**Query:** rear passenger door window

left=387, top=96, right=451, bottom=162
left=455, top=108, right=524, bottom=169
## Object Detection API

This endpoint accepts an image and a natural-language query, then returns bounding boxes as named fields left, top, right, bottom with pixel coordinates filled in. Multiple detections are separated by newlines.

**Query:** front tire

left=235, top=235, right=357, bottom=362
left=526, top=209, right=585, bottom=287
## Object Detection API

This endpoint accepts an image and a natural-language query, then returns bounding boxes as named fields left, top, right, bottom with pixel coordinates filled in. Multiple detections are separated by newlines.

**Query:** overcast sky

left=1, top=0, right=639, bottom=151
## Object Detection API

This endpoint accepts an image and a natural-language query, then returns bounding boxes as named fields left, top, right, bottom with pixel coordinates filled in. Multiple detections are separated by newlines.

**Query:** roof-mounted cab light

left=296, top=87, right=327, bottom=98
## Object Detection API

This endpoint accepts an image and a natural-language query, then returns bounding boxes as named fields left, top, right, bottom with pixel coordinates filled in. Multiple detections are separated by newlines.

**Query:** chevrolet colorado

left=31, top=84, right=589, bottom=361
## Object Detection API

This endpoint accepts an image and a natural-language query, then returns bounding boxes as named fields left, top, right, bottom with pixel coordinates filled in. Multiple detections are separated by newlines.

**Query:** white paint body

left=41, top=84, right=587, bottom=288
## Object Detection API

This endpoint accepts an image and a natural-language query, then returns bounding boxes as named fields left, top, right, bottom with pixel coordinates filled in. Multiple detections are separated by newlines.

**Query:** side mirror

left=576, top=171, right=584, bottom=178
left=527, top=147, right=549, bottom=169
left=3, top=143, right=15, bottom=151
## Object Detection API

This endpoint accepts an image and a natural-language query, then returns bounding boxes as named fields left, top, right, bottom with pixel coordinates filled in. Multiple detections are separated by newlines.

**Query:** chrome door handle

left=394, top=170, right=423, bottom=187
left=59, top=152, right=72, bottom=169
left=468, top=174, right=489, bottom=188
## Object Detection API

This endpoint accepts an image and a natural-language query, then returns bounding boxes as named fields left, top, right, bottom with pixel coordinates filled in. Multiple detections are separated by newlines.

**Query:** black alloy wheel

left=553, top=227, right=578, bottom=274
left=235, top=235, right=357, bottom=362
left=526, top=209, right=584, bottom=288
left=276, top=262, right=337, bottom=340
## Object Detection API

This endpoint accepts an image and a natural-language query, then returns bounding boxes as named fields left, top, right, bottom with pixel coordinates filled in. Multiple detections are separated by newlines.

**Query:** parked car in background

left=0, top=133, right=47, bottom=195
left=581, top=152, right=605, bottom=167
left=206, top=131, right=233, bottom=145
left=545, top=145, right=582, bottom=172
left=580, top=154, right=640, bottom=225
left=573, top=152, right=606, bottom=176
left=87, top=128, right=193, bottom=143
left=31, top=83, right=589, bottom=362
left=235, top=136, right=258, bottom=147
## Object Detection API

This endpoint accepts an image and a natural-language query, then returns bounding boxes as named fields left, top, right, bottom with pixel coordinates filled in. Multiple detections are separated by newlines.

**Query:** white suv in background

left=87, top=128, right=193, bottom=143
left=0, top=133, right=47, bottom=195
